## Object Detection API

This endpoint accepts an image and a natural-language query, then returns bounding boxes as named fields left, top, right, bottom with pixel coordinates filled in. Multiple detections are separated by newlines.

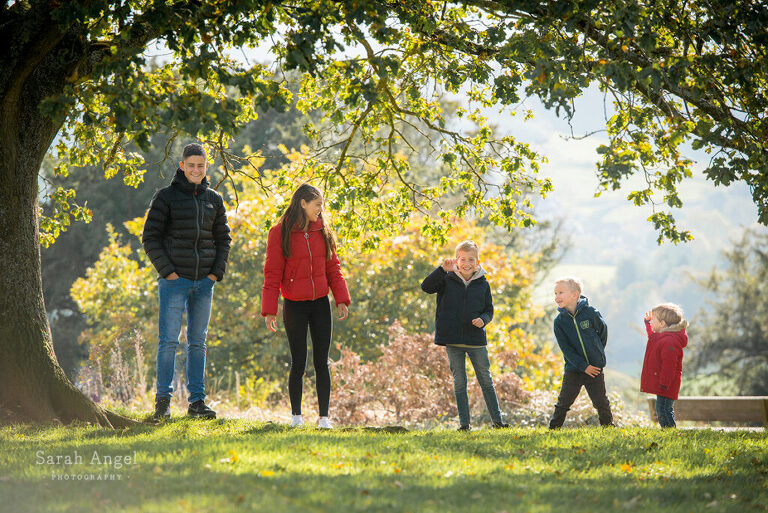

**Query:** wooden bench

left=647, top=396, right=768, bottom=426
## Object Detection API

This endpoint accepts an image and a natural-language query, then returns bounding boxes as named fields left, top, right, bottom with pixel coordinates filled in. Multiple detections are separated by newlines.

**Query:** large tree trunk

left=0, top=20, right=133, bottom=428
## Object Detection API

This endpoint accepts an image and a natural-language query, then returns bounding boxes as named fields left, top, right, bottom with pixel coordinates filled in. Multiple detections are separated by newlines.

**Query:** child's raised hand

left=441, top=258, right=456, bottom=272
left=472, top=318, right=485, bottom=328
left=644, top=311, right=652, bottom=322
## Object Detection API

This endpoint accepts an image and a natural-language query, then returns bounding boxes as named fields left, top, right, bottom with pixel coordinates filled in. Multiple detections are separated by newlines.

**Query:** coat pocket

left=201, top=201, right=216, bottom=228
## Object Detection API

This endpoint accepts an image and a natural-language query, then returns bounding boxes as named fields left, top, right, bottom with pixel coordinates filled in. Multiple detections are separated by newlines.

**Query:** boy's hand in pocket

left=471, top=318, right=485, bottom=328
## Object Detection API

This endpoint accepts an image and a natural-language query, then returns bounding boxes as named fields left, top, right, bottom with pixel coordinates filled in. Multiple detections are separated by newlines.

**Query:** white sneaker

left=317, top=417, right=332, bottom=429
left=290, top=415, right=303, bottom=427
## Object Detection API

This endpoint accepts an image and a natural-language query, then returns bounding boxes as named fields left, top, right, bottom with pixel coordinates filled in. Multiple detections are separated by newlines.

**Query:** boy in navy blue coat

left=421, top=240, right=508, bottom=430
left=549, top=277, right=613, bottom=428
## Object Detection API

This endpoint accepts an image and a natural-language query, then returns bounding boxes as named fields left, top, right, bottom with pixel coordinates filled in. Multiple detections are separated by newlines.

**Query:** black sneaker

left=457, top=425, right=471, bottom=431
left=493, top=421, right=510, bottom=428
left=187, top=400, right=216, bottom=419
left=153, top=397, right=171, bottom=420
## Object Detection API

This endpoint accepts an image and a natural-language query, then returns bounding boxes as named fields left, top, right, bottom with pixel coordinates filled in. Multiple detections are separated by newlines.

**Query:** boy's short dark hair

left=182, top=143, right=207, bottom=160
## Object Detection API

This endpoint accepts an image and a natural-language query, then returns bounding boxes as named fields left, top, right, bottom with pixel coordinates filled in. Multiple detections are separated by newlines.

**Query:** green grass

left=1, top=420, right=766, bottom=512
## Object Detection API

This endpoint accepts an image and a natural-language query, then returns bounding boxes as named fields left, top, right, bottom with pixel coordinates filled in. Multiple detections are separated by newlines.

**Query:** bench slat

left=646, top=396, right=768, bottom=425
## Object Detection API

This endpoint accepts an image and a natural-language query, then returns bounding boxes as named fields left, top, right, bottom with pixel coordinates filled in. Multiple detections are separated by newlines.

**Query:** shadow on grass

left=1, top=460, right=765, bottom=513
left=2, top=422, right=767, bottom=513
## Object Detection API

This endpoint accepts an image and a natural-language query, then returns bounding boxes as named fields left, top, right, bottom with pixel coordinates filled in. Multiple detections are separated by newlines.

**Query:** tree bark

left=0, top=19, right=134, bottom=428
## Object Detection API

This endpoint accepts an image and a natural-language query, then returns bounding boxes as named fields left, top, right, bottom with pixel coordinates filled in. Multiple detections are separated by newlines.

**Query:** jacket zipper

left=461, top=283, right=468, bottom=344
left=569, top=312, right=590, bottom=365
left=193, top=184, right=200, bottom=279
left=305, top=232, right=316, bottom=299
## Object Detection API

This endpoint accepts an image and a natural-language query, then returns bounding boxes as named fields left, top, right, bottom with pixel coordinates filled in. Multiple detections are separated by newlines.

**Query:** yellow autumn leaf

left=620, top=463, right=633, bottom=473
left=260, top=470, right=275, bottom=477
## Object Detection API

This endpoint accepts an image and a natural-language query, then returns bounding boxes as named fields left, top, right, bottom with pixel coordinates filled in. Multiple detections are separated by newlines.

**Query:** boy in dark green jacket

left=421, top=240, right=508, bottom=430
left=549, top=277, right=613, bottom=429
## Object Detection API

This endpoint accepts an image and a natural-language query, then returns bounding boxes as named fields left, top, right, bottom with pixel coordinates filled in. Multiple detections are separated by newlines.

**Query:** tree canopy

left=5, top=0, right=765, bottom=247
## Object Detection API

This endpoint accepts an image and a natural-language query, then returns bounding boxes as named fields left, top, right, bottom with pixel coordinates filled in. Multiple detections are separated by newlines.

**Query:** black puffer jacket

left=142, top=169, right=231, bottom=281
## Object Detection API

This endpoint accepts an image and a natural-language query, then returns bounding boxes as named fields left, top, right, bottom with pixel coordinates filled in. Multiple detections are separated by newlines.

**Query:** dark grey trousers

left=549, top=371, right=614, bottom=428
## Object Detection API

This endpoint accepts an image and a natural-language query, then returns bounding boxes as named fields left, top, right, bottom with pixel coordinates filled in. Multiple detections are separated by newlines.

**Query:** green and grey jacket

left=553, top=296, right=608, bottom=373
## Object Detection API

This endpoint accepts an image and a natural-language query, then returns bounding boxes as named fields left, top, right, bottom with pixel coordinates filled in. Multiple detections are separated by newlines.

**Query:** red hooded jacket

left=261, top=218, right=350, bottom=316
left=640, top=319, right=688, bottom=400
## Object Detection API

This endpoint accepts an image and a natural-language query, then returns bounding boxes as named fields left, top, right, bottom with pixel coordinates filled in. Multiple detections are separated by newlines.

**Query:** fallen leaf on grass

left=260, top=470, right=275, bottom=477
left=219, top=450, right=239, bottom=464
left=620, top=464, right=633, bottom=473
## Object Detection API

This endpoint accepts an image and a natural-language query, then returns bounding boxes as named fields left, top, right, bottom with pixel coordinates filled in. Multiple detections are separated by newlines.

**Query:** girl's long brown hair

left=278, top=183, right=337, bottom=259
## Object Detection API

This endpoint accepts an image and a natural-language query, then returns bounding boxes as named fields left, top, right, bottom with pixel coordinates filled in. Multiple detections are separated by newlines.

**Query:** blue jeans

left=656, top=395, right=676, bottom=428
left=446, top=346, right=503, bottom=426
left=155, top=276, right=215, bottom=403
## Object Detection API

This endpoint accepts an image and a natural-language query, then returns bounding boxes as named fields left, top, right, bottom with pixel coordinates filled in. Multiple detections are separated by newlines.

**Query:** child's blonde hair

left=652, top=303, right=684, bottom=326
left=554, top=276, right=583, bottom=295
left=455, top=240, right=480, bottom=258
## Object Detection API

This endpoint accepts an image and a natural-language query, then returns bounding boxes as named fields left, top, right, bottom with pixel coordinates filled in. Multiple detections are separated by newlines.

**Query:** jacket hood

left=659, top=319, right=688, bottom=333
left=658, top=320, right=689, bottom=348
left=557, top=295, right=589, bottom=315
left=172, top=168, right=210, bottom=194
left=451, top=265, right=487, bottom=286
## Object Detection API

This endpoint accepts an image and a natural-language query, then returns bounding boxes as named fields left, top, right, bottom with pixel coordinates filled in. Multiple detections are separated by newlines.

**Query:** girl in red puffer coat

left=640, top=303, right=688, bottom=428
left=261, top=183, right=351, bottom=429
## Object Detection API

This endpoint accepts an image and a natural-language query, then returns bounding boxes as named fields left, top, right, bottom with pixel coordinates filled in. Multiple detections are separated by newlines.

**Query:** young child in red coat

left=640, top=303, right=688, bottom=428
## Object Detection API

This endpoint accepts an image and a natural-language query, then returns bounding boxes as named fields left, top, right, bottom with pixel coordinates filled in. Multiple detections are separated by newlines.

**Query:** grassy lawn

left=1, top=420, right=766, bottom=512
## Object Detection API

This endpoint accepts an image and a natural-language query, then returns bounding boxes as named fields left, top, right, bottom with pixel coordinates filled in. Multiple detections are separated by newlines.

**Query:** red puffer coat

left=261, top=218, right=350, bottom=316
left=640, top=320, right=688, bottom=400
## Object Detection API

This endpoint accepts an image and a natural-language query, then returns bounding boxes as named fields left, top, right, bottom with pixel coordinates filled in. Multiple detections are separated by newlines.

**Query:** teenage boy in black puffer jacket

left=142, top=143, right=231, bottom=420
left=421, top=240, right=508, bottom=431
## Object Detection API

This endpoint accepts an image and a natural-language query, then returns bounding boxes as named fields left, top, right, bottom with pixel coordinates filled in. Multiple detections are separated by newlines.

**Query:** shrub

left=506, top=390, right=650, bottom=428
left=323, top=322, right=529, bottom=426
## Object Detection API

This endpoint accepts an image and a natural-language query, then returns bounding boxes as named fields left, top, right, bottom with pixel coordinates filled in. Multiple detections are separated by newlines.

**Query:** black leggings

left=282, top=296, right=332, bottom=416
